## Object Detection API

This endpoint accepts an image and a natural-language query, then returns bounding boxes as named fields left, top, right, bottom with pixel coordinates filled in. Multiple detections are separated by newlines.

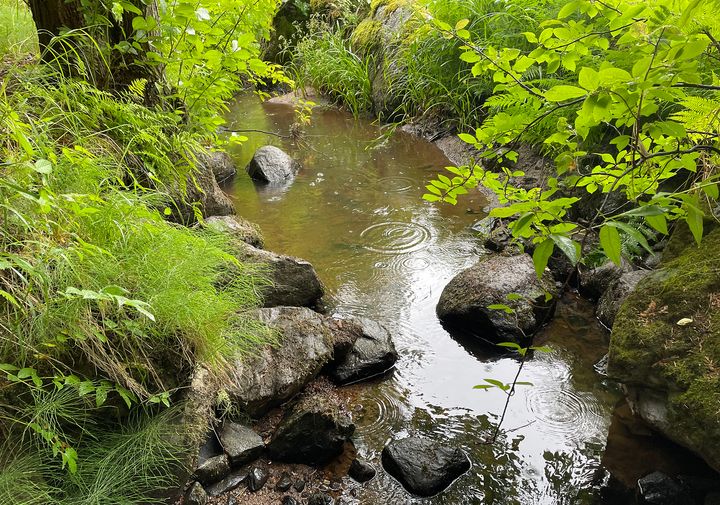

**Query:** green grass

left=0, top=0, right=37, bottom=56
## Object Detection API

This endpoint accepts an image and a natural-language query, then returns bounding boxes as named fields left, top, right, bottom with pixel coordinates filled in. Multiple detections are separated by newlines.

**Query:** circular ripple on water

left=354, top=388, right=407, bottom=444
left=524, top=387, right=605, bottom=444
left=360, top=222, right=431, bottom=254
left=375, top=175, right=416, bottom=193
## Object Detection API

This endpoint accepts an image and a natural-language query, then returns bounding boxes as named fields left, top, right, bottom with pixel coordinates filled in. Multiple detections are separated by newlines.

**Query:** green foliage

left=0, top=0, right=36, bottom=56
left=425, top=0, right=720, bottom=276
left=291, top=23, right=374, bottom=116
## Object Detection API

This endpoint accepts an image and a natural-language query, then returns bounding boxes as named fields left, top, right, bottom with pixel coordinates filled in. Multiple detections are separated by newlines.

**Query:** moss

left=350, top=18, right=383, bottom=54
left=608, top=226, right=720, bottom=464
left=370, top=0, right=412, bottom=17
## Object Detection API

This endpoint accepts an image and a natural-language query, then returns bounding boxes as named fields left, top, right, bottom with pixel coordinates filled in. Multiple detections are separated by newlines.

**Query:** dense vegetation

left=291, top=0, right=720, bottom=276
left=1, top=0, right=719, bottom=502
left=0, top=1, right=280, bottom=503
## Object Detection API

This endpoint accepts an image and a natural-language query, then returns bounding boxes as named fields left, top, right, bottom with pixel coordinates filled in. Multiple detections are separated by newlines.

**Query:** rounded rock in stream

left=348, top=458, right=376, bottom=483
left=217, top=421, right=264, bottom=467
left=436, top=254, right=556, bottom=343
left=246, top=145, right=299, bottom=183
left=381, top=437, right=470, bottom=497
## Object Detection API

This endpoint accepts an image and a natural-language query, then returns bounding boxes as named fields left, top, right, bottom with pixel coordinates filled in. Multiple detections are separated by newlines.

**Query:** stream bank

left=176, top=95, right=719, bottom=505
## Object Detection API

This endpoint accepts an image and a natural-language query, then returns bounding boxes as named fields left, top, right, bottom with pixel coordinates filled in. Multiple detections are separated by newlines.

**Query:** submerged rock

left=217, top=421, right=264, bottom=467
left=275, top=471, right=292, bottom=492
left=348, top=458, right=376, bottom=483
left=231, top=241, right=324, bottom=308
left=579, top=260, right=628, bottom=300
left=246, top=146, right=299, bottom=183
left=326, top=317, right=398, bottom=384
left=608, top=227, right=720, bottom=473
left=204, top=215, right=264, bottom=249
left=185, top=482, right=208, bottom=505
left=247, top=465, right=270, bottom=492
left=436, top=254, right=556, bottom=343
left=268, top=390, right=355, bottom=466
left=637, top=472, right=693, bottom=505
left=381, top=437, right=470, bottom=497
left=229, top=307, right=335, bottom=417
left=308, top=493, right=335, bottom=505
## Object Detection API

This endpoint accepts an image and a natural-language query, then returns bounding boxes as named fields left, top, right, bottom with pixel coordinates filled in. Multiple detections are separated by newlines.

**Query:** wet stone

left=194, top=454, right=231, bottom=486
left=281, top=497, right=298, bottom=505
left=185, top=481, right=208, bottom=505
left=308, top=493, right=334, bottom=505
left=348, top=458, right=376, bottom=483
left=382, top=437, right=471, bottom=497
left=205, top=469, right=249, bottom=497
left=248, top=465, right=270, bottom=492
left=293, top=478, right=306, bottom=492
left=217, top=421, right=264, bottom=467
left=637, top=472, right=694, bottom=505
left=275, top=471, right=293, bottom=492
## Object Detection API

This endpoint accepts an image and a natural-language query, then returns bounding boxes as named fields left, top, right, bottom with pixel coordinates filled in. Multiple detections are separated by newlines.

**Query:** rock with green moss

left=608, top=227, right=720, bottom=472
left=204, top=215, right=265, bottom=249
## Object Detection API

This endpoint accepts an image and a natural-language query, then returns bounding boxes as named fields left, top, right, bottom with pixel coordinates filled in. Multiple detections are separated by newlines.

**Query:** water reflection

left=224, top=96, right=628, bottom=504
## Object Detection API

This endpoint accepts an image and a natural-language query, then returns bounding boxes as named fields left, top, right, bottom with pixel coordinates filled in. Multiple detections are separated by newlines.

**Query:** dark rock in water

left=348, top=458, right=376, bottom=483
left=637, top=471, right=694, bottom=505
left=204, top=215, right=264, bottom=249
left=194, top=454, right=231, bottom=486
left=436, top=254, right=556, bottom=343
left=217, top=421, right=264, bottom=467
left=381, top=437, right=470, bottom=497
left=293, top=478, right=306, bottom=492
left=231, top=242, right=324, bottom=308
left=308, top=493, right=335, bottom=505
left=195, top=149, right=237, bottom=183
left=185, top=481, right=208, bottom=505
left=228, top=307, right=335, bottom=417
left=596, top=270, right=649, bottom=328
left=281, top=497, right=299, bottom=505
left=246, top=146, right=299, bottom=183
left=248, top=465, right=270, bottom=492
left=268, top=392, right=355, bottom=466
left=205, top=469, right=249, bottom=497
left=579, top=260, right=628, bottom=300
left=275, top=471, right=293, bottom=492
left=327, top=318, right=398, bottom=384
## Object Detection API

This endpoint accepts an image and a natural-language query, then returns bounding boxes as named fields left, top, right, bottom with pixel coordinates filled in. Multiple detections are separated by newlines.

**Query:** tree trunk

left=27, top=0, right=84, bottom=63
left=27, top=0, right=162, bottom=103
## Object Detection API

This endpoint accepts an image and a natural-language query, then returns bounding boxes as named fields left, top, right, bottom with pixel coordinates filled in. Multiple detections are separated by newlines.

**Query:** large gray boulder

left=436, top=254, right=556, bottom=343
left=381, top=437, right=470, bottom=497
left=268, top=387, right=355, bottom=466
left=326, top=318, right=398, bottom=384
left=231, top=242, right=324, bottom=308
left=246, top=146, right=299, bottom=183
left=228, top=307, right=335, bottom=417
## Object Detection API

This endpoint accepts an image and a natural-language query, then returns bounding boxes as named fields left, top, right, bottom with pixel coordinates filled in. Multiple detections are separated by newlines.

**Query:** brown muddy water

left=222, top=96, right=709, bottom=504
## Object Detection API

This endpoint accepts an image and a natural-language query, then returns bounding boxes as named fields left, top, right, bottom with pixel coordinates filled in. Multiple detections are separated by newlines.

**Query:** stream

left=222, top=96, right=705, bottom=504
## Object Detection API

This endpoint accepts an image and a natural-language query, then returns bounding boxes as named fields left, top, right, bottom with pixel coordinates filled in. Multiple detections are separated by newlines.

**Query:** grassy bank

left=0, top=2, right=279, bottom=503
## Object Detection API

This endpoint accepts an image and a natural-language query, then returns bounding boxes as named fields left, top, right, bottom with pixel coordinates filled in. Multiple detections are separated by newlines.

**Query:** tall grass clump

left=291, top=19, right=374, bottom=117
left=0, top=0, right=37, bottom=56
left=0, top=14, right=274, bottom=502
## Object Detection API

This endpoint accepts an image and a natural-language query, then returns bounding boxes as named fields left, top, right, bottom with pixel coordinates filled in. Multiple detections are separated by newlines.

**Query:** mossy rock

left=350, top=19, right=383, bottom=55
left=608, top=226, right=720, bottom=471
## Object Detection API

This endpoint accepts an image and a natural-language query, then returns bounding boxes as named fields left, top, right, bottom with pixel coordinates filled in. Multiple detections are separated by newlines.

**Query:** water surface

left=224, top=96, right=625, bottom=504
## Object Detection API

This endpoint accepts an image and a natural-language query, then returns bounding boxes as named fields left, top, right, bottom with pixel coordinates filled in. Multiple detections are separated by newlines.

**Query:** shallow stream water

left=223, top=96, right=708, bottom=504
